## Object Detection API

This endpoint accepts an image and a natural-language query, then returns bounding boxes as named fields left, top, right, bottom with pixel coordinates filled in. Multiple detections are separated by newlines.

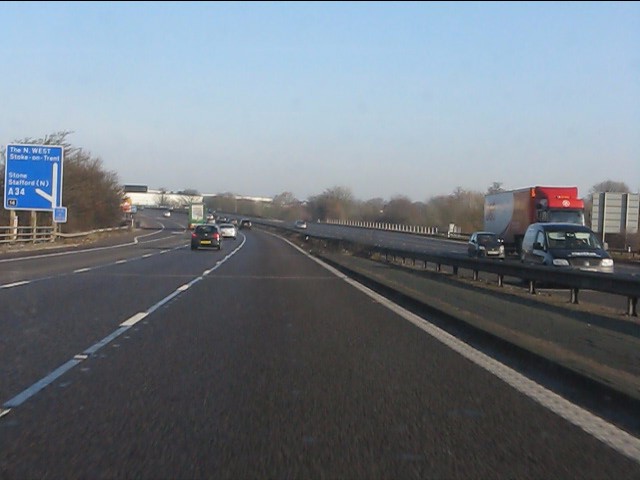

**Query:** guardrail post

left=473, top=270, right=479, bottom=281
left=436, top=263, right=441, bottom=272
left=570, top=288, right=579, bottom=304
left=528, top=280, right=536, bottom=294
left=497, top=275, right=504, bottom=287
left=628, top=297, right=638, bottom=317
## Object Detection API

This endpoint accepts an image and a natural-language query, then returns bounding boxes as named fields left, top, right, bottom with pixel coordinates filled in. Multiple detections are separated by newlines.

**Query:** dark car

left=239, top=219, right=252, bottom=229
left=521, top=222, right=613, bottom=273
left=468, top=231, right=505, bottom=259
left=191, top=224, right=222, bottom=250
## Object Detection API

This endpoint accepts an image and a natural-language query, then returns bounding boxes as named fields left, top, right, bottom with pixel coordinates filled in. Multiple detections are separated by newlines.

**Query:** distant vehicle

left=467, top=232, right=505, bottom=259
left=521, top=223, right=613, bottom=273
left=294, top=220, right=307, bottom=229
left=206, top=213, right=215, bottom=221
left=239, top=219, right=252, bottom=229
left=191, top=224, right=221, bottom=250
left=188, top=203, right=205, bottom=229
left=163, top=211, right=171, bottom=218
left=484, top=186, right=585, bottom=254
left=218, top=223, right=237, bottom=239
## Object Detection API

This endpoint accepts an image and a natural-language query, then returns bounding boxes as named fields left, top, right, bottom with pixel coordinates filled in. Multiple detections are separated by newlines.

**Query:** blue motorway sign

left=53, top=207, right=68, bottom=223
left=4, top=144, right=64, bottom=211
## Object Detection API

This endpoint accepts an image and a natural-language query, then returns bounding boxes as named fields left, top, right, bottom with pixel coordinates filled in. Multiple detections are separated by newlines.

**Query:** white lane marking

left=1, top=235, right=247, bottom=414
left=0, top=409, right=11, bottom=419
left=276, top=234, right=640, bottom=465
left=74, top=267, right=92, bottom=273
left=82, top=326, right=130, bottom=356
left=142, top=253, right=153, bottom=258
left=0, top=281, right=30, bottom=289
left=120, top=312, right=148, bottom=327
left=115, top=260, right=127, bottom=264
left=3, top=358, right=83, bottom=408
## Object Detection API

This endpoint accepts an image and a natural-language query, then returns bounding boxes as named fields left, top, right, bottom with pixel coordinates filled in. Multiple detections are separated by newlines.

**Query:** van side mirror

left=533, top=242, right=545, bottom=251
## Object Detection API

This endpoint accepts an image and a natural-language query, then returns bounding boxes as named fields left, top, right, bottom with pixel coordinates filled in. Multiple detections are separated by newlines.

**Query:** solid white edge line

left=275, top=233, right=640, bottom=465
left=120, top=312, right=148, bottom=327
left=1, top=281, right=30, bottom=289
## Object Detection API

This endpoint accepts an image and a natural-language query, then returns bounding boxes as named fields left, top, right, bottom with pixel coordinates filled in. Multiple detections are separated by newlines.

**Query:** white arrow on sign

left=35, top=163, right=59, bottom=208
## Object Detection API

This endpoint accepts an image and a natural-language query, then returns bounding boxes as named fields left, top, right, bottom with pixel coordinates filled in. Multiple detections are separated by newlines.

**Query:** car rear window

left=477, top=234, right=496, bottom=244
left=196, top=226, right=217, bottom=234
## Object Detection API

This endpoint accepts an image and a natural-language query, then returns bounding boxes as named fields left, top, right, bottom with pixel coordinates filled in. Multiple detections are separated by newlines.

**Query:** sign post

left=4, top=144, right=64, bottom=211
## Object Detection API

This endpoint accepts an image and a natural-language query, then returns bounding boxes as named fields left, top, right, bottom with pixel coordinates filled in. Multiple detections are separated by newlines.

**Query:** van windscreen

left=546, top=230, right=602, bottom=249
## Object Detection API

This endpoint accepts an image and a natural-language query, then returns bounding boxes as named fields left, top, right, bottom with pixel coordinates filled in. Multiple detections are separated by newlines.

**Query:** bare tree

left=156, top=187, right=169, bottom=207
left=273, top=191, right=298, bottom=207
left=487, top=182, right=504, bottom=194
left=307, top=186, right=355, bottom=221
left=588, top=180, right=630, bottom=194
left=381, top=195, right=419, bottom=224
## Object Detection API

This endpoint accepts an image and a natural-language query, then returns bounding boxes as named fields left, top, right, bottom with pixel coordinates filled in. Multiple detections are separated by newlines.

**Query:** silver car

left=468, top=232, right=505, bottom=259
left=218, top=223, right=237, bottom=240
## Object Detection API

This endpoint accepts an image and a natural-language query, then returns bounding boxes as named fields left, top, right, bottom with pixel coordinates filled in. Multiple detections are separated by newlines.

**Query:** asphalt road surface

left=1, top=226, right=639, bottom=478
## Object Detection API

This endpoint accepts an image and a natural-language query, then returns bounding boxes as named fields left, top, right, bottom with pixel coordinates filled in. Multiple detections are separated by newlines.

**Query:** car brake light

left=213, top=233, right=219, bottom=239
left=191, top=233, right=197, bottom=238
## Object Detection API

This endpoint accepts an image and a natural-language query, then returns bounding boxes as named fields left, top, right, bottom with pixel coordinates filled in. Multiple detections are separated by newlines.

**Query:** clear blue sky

left=2, top=1, right=638, bottom=202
